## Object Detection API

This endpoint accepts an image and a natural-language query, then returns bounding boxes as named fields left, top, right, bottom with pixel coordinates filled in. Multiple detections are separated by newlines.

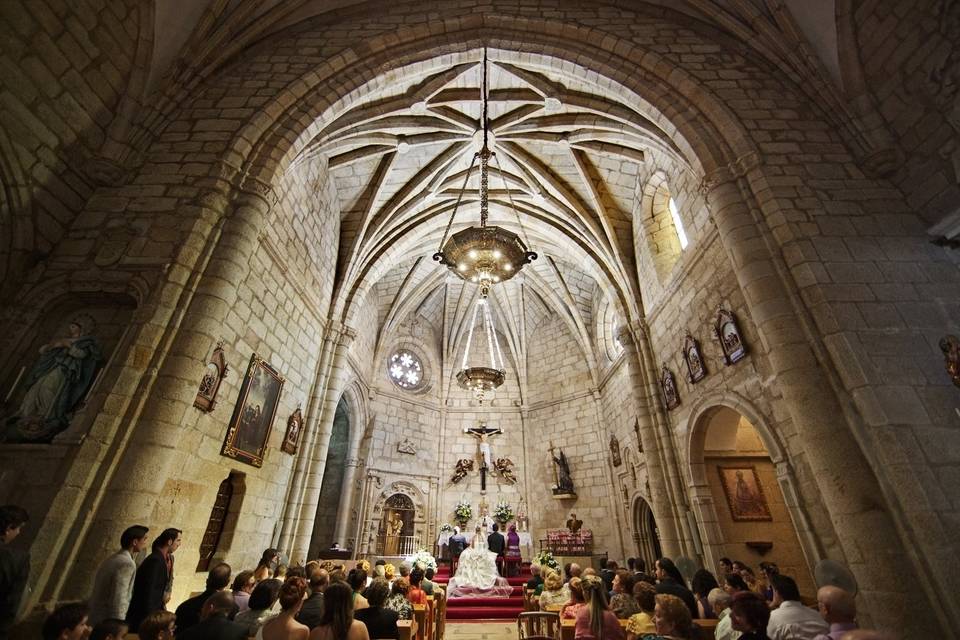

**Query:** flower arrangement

left=493, top=500, right=513, bottom=524
left=534, top=549, right=560, bottom=572
left=454, top=500, right=472, bottom=523
left=439, top=523, right=454, bottom=533
left=406, top=549, right=438, bottom=572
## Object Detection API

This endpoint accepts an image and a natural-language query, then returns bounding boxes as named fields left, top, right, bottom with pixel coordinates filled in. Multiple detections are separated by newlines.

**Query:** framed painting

left=713, top=306, right=747, bottom=365
left=221, top=354, right=285, bottom=467
left=717, top=465, right=772, bottom=521
left=280, top=405, right=303, bottom=455
left=682, top=333, right=706, bottom=383
left=660, top=364, right=680, bottom=410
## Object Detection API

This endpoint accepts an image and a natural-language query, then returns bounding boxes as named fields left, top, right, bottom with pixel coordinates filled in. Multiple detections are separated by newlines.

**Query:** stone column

left=290, top=325, right=355, bottom=560
left=590, top=391, right=628, bottom=560
left=705, top=172, right=942, bottom=636
left=615, top=325, right=681, bottom=557
left=332, top=453, right=361, bottom=547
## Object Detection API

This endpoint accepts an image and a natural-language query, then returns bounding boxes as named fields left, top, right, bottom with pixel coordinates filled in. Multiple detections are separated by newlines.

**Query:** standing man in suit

left=89, top=524, right=149, bottom=625
left=126, top=528, right=181, bottom=632
left=487, top=523, right=506, bottom=574
left=0, top=505, right=30, bottom=640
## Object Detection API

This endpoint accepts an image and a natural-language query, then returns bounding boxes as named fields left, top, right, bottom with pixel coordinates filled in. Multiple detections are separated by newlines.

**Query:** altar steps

left=432, top=562, right=530, bottom=621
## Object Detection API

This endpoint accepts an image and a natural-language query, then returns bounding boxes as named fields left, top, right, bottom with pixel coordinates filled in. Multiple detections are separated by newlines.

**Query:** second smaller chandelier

left=457, top=295, right=506, bottom=404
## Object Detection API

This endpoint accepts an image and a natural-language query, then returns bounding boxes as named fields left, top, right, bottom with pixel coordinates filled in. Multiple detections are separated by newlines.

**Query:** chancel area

left=1, top=2, right=959, bottom=639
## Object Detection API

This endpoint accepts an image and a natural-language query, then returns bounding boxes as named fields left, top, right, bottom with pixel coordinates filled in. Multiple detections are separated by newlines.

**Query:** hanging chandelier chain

left=493, top=151, right=533, bottom=249
left=436, top=152, right=479, bottom=252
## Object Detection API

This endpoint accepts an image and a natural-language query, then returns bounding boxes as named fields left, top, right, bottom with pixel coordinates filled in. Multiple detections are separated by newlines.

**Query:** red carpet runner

left=433, top=562, right=530, bottom=621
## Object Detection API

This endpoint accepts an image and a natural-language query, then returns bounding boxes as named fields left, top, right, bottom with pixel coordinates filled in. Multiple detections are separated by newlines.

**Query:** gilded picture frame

left=221, top=354, right=285, bottom=467
left=717, top=465, right=772, bottom=521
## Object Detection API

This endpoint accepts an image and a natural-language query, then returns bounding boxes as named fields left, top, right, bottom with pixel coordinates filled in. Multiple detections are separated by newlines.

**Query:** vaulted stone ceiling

left=298, top=53, right=680, bottom=390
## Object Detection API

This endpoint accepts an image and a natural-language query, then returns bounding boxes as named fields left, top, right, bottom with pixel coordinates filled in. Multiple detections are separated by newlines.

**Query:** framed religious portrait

left=280, top=405, right=303, bottom=455
left=660, top=364, right=680, bottom=410
left=221, top=354, right=285, bottom=467
left=682, top=333, right=706, bottom=383
left=717, top=465, right=772, bottom=521
left=713, top=306, right=747, bottom=365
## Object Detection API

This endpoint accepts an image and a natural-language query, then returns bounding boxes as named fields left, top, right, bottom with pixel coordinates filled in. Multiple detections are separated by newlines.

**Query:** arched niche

left=369, top=480, right=427, bottom=557
left=632, top=496, right=662, bottom=573
left=309, top=395, right=351, bottom=557
left=687, top=396, right=820, bottom=596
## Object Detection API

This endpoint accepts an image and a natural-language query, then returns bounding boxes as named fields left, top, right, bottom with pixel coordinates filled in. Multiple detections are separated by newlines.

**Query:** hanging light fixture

left=457, top=293, right=507, bottom=403
left=433, top=48, right=537, bottom=298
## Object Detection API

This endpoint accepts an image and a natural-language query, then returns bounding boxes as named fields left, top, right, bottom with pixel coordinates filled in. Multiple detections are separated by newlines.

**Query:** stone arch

left=370, top=480, right=429, bottom=555
left=639, top=171, right=685, bottom=282
left=309, top=394, right=353, bottom=556
left=685, top=391, right=821, bottom=590
left=632, top=495, right=662, bottom=573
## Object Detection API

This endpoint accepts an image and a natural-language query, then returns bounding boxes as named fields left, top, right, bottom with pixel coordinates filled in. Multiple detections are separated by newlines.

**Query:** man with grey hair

left=569, top=563, right=582, bottom=579
left=525, top=564, right=543, bottom=591
left=398, top=561, right=412, bottom=578
left=709, top=587, right=738, bottom=640
left=814, top=586, right=857, bottom=640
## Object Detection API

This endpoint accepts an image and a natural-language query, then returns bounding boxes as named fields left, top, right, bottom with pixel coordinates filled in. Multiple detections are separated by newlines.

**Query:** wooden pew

left=561, top=618, right=575, bottom=640
left=693, top=618, right=719, bottom=640
left=398, top=618, right=416, bottom=640
left=413, top=603, right=427, bottom=640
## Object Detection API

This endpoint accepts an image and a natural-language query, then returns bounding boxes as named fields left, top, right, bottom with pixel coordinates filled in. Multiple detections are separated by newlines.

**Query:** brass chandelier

left=434, top=49, right=537, bottom=401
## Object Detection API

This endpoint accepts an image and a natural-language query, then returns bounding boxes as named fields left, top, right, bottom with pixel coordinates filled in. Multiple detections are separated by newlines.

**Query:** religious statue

left=388, top=511, right=404, bottom=536
left=515, top=497, right=528, bottom=532
left=3, top=314, right=103, bottom=443
left=940, top=335, right=960, bottom=387
left=384, top=511, right=404, bottom=554
left=493, top=457, right=517, bottom=484
left=465, top=422, right=502, bottom=490
left=451, top=458, right=474, bottom=484
left=566, top=512, right=583, bottom=533
left=549, top=443, right=576, bottom=495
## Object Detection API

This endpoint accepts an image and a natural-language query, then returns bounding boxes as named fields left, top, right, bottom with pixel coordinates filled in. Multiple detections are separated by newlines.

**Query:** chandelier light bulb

left=504, top=263, right=512, bottom=271
left=493, top=250, right=502, bottom=259
left=458, top=263, right=467, bottom=271
left=468, top=250, right=478, bottom=259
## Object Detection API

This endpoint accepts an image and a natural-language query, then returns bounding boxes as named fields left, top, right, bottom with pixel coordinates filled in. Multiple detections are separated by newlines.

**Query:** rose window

left=388, top=349, right=424, bottom=390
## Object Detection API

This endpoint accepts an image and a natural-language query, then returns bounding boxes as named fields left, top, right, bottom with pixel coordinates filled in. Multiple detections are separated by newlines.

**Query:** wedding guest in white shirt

left=88, top=525, right=149, bottom=625
left=767, top=575, right=828, bottom=640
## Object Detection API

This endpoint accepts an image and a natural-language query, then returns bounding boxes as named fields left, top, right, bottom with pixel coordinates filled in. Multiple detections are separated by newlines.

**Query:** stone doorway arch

left=686, top=394, right=819, bottom=595
left=367, top=480, right=427, bottom=557
left=632, top=496, right=662, bottom=573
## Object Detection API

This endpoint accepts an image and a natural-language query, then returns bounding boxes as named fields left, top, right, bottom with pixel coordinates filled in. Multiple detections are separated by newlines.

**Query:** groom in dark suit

left=487, top=523, right=506, bottom=569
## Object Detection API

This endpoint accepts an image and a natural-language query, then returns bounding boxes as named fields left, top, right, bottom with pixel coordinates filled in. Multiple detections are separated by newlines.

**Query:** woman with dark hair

left=355, top=578, right=399, bottom=639
left=728, top=591, right=770, bottom=639
left=574, top=575, right=625, bottom=639
left=347, top=569, right=370, bottom=611
left=137, top=610, right=176, bottom=640
left=610, top=571, right=640, bottom=619
left=407, top=568, right=427, bottom=606
left=690, top=569, right=719, bottom=618
left=259, top=576, right=310, bottom=640
left=757, top=562, right=778, bottom=602
left=722, top=573, right=750, bottom=595
left=235, top=579, right=282, bottom=636
left=384, top=578, right=413, bottom=620
left=232, top=570, right=256, bottom=613
left=254, top=549, right=281, bottom=582
left=309, top=581, right=370, bottom=640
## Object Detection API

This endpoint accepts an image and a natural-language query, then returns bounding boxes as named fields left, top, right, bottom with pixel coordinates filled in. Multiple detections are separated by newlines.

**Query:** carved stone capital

left=699, top=151, right=764, bottom=195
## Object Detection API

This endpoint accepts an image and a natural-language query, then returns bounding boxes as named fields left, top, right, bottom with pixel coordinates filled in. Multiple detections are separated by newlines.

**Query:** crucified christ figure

left=465, top=422, right=503, bottom=490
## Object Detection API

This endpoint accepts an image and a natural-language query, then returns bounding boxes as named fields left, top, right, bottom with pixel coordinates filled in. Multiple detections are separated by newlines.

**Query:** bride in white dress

left=446, top=527, right=514, bottom=598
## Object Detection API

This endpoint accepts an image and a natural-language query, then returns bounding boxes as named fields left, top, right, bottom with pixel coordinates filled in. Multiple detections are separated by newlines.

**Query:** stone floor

left=445, top=622, right=516, bottom=639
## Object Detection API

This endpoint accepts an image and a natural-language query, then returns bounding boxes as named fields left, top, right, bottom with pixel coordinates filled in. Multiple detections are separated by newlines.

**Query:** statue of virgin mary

left=4, top=315, right=102, bottom=443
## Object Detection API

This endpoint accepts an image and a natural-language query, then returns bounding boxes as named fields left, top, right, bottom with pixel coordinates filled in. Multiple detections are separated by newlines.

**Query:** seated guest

left=421, top=567, right=437, bottom=596
left=231, top=570, right=256, bottom=614
left=177, top=591, right=247, bottom=640
left=633, top=559, right=646, bottom=575
left=570, top=563, right=583, bottom=579
left=505, top=525, right=522, bottom=575
left=719, top=558, right=734, bottom=577
left=174, top=562, right=234, bottom=634
left=89, top=525, right=149, bottom=626
left=275, top=565, right=288, bottom=580
left=561, top=577, right=587, bottom=620
left=487, top=523, right=506, bottom=559
left=355, top=560, right=371, bottom=588
left=43, top=602, right=92, bottom=640
left=814, top=586, right=858, bottom=640
left=526, top=564, right=544, bottom=591
left=691, top=569, right=719, bottom=619
left=610, top=570, right=640, bottom=618
left=407, top=568, right=428, bottom=605
left=709, top=588, right=739, bottom=640
left=260, top=577, right=310, bottom=640
left=398, top=562, right=412, bottom=580
left=310, top=581, right=370, bottom=640
left=355, top=578, right=399, bottom=640
left=564, top=562, right=573, bottom=583
left=384, top=577, right=413, bottom=620
left=254, top=549, right=280, bottom=582
left=383, top=563, right=397, bottom=585
left=723, top=573, right=750, bottom=596
left=758, top=563, right=779, bottom=602
left=730, top=591, right=771, bottom=640
left=574, top=575, right=625, bottom=639
left=235, top=579, right=282, bottom=636
left=644, top=593, right=694, bottom=640
left=625, top=581, right=657, bottom=639
left=347, top=569, right=369, bottom=611
left=137, top=610, right=176, bottom=640
left=538, top=568, right=571, bottom=609
left=601, top=560, right=618, bottom=593
left=654, top=558, right=698, bottom=621
left=90, top=619, right=128, bottom=640
left=767, top=575, right=827, bottom=640
left=297, top=568, right=329, bottom=629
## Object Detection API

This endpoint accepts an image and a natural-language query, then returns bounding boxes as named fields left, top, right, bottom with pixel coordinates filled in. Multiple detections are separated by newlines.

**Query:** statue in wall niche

left=610, top=435, right=622, bottom=466
left=3, top=314, right=103, bottom=443
left=940, top=335, right=960, bottom=388
left=549, top=443, right=576, bottom=495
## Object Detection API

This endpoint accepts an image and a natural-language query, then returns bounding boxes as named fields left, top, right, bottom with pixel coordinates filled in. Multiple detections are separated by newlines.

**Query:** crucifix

left=465, top=421, right=503, bottom=491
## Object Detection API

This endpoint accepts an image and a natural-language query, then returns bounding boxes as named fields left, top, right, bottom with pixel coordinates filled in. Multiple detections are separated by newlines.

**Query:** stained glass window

left=388, top=349, right=424, bottom=390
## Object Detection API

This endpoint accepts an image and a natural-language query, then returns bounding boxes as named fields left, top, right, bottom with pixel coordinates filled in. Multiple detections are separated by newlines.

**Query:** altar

left=437, top=529, right=533, bottom=561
